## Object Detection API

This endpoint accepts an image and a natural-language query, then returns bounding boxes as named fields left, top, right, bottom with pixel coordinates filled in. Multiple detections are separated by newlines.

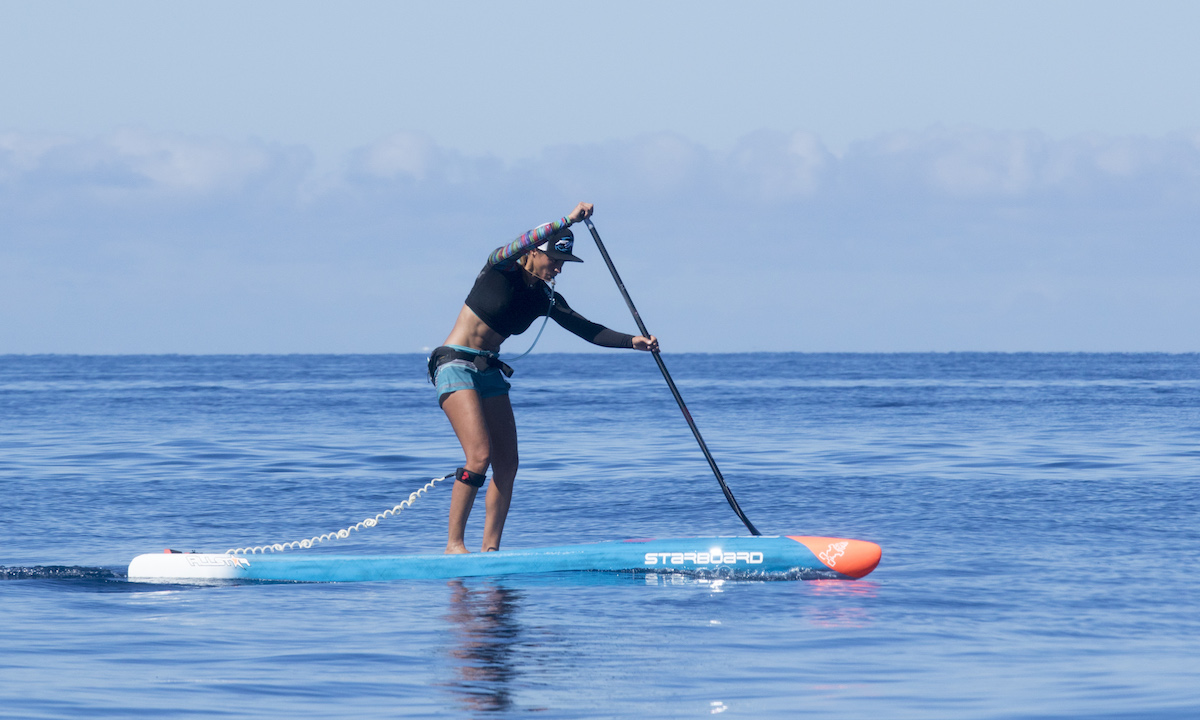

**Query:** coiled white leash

left=225, top=473, right=452, bottom=555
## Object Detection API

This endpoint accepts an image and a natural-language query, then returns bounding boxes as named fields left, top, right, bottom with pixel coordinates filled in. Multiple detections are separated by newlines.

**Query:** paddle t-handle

left=582, top=218, right=761, bottom=536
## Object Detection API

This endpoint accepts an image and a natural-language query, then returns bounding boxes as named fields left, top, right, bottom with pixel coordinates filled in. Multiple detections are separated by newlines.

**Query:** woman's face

left=526, top=250, right=564, bottom=282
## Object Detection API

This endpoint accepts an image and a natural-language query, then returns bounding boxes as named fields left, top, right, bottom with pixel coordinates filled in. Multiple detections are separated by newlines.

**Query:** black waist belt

left=427, top=346, right=514, bottom=384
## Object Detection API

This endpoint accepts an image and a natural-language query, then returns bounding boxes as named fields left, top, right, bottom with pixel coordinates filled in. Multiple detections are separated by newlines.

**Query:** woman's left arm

left=549, top=294, right=656, bottom=351
left=631, top=335, right=659, bottom=352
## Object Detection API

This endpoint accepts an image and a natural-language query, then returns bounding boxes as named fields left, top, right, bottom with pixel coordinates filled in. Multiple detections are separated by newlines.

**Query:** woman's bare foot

left=445, top=543, right=470, bottom=555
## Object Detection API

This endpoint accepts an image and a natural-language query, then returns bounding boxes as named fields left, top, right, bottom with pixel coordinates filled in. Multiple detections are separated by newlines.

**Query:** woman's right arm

left=487, top=203, right=594, bottom=267
left=487, top=217, right=570, bottom=267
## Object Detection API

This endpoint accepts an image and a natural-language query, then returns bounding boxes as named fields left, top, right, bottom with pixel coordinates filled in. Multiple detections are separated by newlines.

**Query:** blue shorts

left=432, top=345, right=511, bottom=400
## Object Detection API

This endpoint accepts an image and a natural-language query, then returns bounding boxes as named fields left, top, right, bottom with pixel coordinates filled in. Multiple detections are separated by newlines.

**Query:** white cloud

left=927, top=129, right=1039, bottom=196
left=0, top=129, right=310, bottom=204
left=102, top=130, right=288, bottom=194
left=844, top=127, right=1200, bottom=202
left=728, top=130, right=832, bottom=200
left=0, top=132, right=74, bottom=181
left=349, top=131, right=440, bottom=181
left=624, top=133, right=707, bottom=193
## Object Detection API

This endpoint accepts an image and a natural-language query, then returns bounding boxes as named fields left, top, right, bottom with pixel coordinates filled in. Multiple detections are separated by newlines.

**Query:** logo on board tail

left=819, top=542, right=848, bottom=567
left=185, top=555, right=250, bottom=569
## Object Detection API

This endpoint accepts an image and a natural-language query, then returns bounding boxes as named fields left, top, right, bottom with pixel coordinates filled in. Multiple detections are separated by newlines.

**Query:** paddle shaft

left=582, top=218, right=761, bottom=536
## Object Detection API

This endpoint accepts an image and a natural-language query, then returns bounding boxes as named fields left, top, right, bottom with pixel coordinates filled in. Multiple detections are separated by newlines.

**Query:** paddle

left=582, top=218, right=761, bottom=536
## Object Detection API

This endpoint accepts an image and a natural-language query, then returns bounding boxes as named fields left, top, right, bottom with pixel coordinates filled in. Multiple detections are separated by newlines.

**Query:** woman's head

left=521, top=248, right=564, bottom=283
left=538, top=228, right=584, bottom=264
left=523, top=227, right=581, bottom=282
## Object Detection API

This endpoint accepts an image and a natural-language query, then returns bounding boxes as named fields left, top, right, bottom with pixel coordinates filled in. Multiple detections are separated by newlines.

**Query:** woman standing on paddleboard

left=429, top=202, right=657, bottom=554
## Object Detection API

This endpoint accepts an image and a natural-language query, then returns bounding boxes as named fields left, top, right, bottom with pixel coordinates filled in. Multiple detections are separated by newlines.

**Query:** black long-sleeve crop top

left=463, top=229, right=634, bottom=348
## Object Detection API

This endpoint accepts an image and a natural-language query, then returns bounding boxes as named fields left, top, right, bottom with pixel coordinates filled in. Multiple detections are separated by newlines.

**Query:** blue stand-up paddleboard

left=127, top=535, right=881, bottom=583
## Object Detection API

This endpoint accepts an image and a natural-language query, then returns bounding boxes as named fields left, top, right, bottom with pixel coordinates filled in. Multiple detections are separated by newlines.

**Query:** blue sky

left=2, top=1, right=1198, bottom=352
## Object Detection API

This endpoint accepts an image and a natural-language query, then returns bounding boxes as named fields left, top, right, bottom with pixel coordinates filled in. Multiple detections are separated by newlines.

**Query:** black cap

left=538, top=228, right=584, bottom=263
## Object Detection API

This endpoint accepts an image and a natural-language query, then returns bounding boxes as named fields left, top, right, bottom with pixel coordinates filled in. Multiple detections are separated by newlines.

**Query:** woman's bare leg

left=480, top=394, right=518, bottom=552
left=441, top=389, right=491, bottom=554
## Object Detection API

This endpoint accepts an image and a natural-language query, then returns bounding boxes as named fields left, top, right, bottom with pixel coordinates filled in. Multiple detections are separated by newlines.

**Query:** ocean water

left=2, top=353, right=1198, bottom=719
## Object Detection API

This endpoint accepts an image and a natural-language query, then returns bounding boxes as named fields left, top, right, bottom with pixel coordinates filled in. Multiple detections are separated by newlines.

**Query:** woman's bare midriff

left=443, top=305, right=506, bottom=353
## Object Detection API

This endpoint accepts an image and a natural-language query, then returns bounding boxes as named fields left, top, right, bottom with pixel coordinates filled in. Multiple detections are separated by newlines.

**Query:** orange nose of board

left=787, top=536, right=882, bottom=579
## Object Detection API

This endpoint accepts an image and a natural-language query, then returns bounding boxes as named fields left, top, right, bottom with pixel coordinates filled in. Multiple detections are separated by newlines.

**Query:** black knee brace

left=455, top=467, right=487, bottom=488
